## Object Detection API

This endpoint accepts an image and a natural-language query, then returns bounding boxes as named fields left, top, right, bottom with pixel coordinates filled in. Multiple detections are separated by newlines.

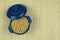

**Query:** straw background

left=0, top=0, right=59, bottom=40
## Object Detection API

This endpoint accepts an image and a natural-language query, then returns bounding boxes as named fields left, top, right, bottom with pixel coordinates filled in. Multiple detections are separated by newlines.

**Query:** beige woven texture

left=0, top=0, right=60, bottom=40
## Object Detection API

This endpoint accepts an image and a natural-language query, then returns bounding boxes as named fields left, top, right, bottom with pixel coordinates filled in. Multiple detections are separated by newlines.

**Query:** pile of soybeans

left=11, top=17, right=29, bottom=33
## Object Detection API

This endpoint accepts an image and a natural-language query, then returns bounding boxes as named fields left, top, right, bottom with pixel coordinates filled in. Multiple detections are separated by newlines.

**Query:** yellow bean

left=11, top=17, right=29, bottom=33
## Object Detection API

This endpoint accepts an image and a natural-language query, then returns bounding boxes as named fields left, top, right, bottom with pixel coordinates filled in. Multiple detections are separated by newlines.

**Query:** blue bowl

left=8, top=16, right=32, bottom=35
left=7, top=4, right=27, bottom=20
